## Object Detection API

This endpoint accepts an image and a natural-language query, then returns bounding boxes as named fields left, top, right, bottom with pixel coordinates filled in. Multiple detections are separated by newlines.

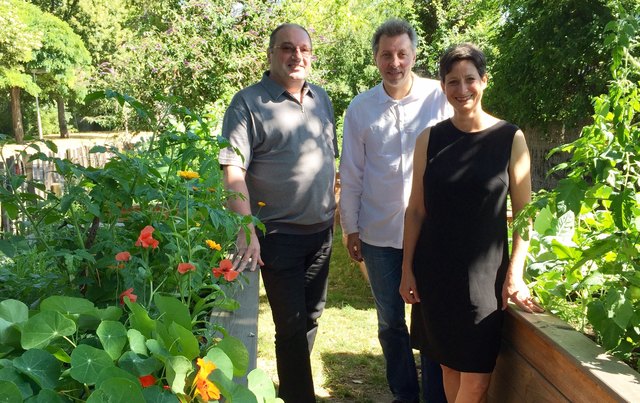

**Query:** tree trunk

left=10, top=87, right=24, bottom=144
left=56, top=95, right=69, bottom=138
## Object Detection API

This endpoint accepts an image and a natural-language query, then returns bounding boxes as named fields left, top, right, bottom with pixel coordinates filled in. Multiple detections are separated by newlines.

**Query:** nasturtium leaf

left=69, top=344, right=114, bottom=385
left=165, top=356, right=192, bottom=395
left=0, top=300, right=29, bottom=324
left=209, top=368, right=257, bottom=403
left=0, top=318, right=20, bottom=348
left=0, top=367, right=33, bottom=399
left=86, top=378, right=145, bottom=403
left=21, top=311, right=76, bottom=350
left=13, top=349, right=61, bottom=390
left=141, top=385, right=179, bottom=403
left=40, top=296, right=95, bottom=316
left=26, top=388, right=67, bottom=403
left=145, top=340, right=171, bottom=363
left=125, top=301, right=156, bottom=339
left=205, top=348, right=234, bottom=380
left=94, top=366, right=139, bottom=388
left=216, top=335, right=249, bottom=377
left=247, top=368, right=276, bottom=402
left=167, top=323, right=199, bottom=361
left=44, top=346, right=70, bottom=364
left=96, top=321, right=127, bottom=360
left=127, top=329, right=147, bottom=356
left=0, top=380, right=23, bottom=402
left=96, top=306, right=123, bottom=322
left=153, top=295, right=191, bottom=330
left=117, top=351, right=162, bottom=377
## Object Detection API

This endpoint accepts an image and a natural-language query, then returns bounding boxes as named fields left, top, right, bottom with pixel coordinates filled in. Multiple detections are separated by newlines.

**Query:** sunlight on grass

left=257, top=226, right=397, bottom=402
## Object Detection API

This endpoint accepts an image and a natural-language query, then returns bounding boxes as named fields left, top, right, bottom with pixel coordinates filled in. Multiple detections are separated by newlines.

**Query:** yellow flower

left=193, top=358, right=220, bottom=401
left=257, top=201, right=266, bottom=207
left=206, top=240, right=222, bottom=251
left=178, top=170, right=200, bottom=180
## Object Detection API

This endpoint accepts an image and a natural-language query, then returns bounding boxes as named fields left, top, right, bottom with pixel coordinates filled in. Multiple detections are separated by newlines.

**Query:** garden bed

left=489, top=307, right=640, bottom=402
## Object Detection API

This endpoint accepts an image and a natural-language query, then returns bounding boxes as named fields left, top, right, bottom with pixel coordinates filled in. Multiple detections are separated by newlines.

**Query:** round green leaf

left=39, top=296, right=95, bottom=316
left=20, top=311, right=76, bottom=350
left=13, top=349, right=61, bottom=390
left=141, top=385, right=179, bottom=403
left=117, top=352, right=162, bottom=377
left=0, top=318, right=20, bottom=348
left=0, top=380, right=23, bottom=403
left=26, top=388, right=67, bottom=403
left=0, top=367, right=33, bottom=399
left=247, top=368, right=277, bottom=402
left=96, top=321, right=127, bottom=360
left=95, top=366, right=139, bottom=388
left=96, top=306, right=123, bottom=322
left=69, top=344, right=114, bottom=385
left=216, top=335, right=249, bottom=377
left=167, top=323, right=199, bottom=361
left=0, top=300, right=29, bottom=323
left=86, top=378, right=145, bottom=403
left=126, top=329, right=147, bottom=356
left=165, top=356, right=192, bottom=395
left=205, top=348, right=233, bottom=380
left=125, top=301, right=156, bottom=339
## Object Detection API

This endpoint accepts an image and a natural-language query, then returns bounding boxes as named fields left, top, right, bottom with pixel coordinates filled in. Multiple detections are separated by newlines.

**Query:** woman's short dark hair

left=439, top=43, right=486, bottom=82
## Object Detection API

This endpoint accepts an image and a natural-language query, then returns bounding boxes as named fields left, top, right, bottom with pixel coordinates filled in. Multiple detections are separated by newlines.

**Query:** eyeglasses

left=272, top=44, right=312, bottom=58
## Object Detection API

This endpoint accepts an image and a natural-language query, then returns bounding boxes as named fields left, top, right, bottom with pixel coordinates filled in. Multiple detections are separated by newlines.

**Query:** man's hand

left=346, top=232, right=363, bottom=262
left=231, top=227, right=264, bottom=272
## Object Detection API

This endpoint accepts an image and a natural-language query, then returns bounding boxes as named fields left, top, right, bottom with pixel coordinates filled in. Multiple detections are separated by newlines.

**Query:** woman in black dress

left=400, top=43, right=544, bottom=402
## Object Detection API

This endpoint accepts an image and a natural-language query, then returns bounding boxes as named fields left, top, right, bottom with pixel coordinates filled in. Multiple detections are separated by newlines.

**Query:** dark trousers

left=259, top=227, right=332, bottom=403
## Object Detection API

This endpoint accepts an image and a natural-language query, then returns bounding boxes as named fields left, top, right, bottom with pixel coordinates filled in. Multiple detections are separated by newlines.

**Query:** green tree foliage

left=487, top=0, right=628, bottom=129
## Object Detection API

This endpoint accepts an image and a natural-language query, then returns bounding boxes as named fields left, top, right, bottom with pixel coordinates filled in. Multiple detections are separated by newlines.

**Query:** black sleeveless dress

left=412, top=118, right=517, bottom=373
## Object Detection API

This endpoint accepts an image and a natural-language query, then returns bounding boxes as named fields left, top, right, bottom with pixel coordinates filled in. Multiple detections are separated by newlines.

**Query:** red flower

left=212, top=258, right=239, bottom=281
left=138, top=374, right=156, bottom=388
left=119, top=288, right=137, bottom=305
left=177, top=262, right=196, bottom=274
left=115, top=251, right=131, bottom=262
left=135, top=225, right=159, bottom=249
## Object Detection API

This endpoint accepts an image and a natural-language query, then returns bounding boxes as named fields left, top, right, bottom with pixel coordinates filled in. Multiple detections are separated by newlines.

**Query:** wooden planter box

left=489, top=307, right=640, bottom=402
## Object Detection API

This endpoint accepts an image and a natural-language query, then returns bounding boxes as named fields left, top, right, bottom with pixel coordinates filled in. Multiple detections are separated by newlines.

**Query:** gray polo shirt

left=219, top=72, right=337, bottom=235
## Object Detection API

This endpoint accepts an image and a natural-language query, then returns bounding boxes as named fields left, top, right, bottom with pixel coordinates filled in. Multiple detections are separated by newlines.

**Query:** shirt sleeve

left=338, top=104, right=364, bottom=235
left=219, top=94, right=252, bottom=169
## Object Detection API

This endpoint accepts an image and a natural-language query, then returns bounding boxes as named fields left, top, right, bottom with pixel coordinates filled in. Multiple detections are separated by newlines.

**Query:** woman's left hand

left=502, top=276, right=544, bottom=313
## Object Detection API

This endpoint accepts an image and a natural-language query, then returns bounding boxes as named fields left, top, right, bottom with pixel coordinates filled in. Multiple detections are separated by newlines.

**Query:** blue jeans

left=361, top=242, right=420, bottom=402
left=260, top=228, right=333, bottom=403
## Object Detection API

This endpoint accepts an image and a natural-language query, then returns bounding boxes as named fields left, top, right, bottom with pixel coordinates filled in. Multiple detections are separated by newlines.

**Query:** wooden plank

left=209, top=269, right=260, bottom=385
left=501, top=307, right=640, bottom=403
left=490, top=338, right=569, bottom=402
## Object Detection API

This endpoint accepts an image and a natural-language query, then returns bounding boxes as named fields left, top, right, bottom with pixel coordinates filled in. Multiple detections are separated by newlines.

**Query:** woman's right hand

left=400, top=269, right=420, bottom=304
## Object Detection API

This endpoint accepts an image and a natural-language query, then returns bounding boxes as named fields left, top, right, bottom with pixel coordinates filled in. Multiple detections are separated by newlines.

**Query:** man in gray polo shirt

left=219, top=23, right=337, bottom=402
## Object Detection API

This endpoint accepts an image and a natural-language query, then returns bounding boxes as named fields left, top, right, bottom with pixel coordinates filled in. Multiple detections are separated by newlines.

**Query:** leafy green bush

left=517, top=5, right=640, bottom=365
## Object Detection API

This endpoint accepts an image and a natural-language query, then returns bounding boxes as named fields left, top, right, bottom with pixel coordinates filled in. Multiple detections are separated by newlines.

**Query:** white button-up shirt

left=339, top=75, right=452, bottom=248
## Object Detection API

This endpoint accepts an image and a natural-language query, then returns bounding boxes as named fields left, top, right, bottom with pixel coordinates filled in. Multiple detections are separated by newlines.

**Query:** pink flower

left=115, top=251, right=131, bottom=262
left=135, top=225, right=159, bottom=249
left=212, top=259, right=239, bottom=282
left=177, top=262, right=196, bottom=274
left=119, top=288, right=137, bottom=305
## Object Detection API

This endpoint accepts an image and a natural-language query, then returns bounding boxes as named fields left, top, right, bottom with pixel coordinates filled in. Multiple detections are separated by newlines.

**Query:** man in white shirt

left=339, top=19, right=451, bottom=403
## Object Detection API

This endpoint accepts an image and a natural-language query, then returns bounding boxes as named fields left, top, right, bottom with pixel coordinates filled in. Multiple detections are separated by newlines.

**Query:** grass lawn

left=257, top=225, right=417, bottom=402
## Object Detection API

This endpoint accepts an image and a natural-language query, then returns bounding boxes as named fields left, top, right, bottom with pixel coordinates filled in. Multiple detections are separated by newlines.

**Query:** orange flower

left=119, top=288, right=137, bottom=305
left=206, top=240, right=222, bottom=251
left=178, top=170, right=200, bottom=180
left=177, top=262, right=196, bottom=274
left=115, top=251, right=131, bottom=262
left=135, top=225, right=159, bottom=249
left=257, top=201, right=266, bottom=207
left=138, top=374, right=156, bottom=388
left=212, top=259, right=239, bottom=282
left=193, top=357, right=220, bottom=401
